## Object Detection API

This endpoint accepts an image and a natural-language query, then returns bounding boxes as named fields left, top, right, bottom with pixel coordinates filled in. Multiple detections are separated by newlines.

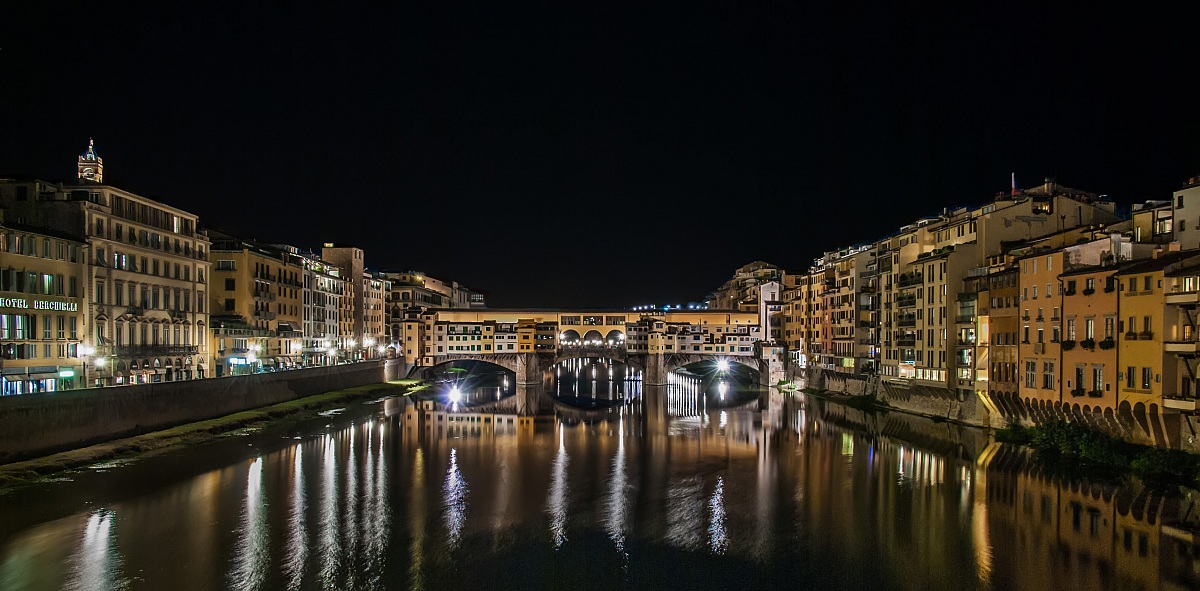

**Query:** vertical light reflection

left=365, top=419, right=390, bottom=586
left=318, top=436, right=342, bottom=589
left=409, top=447, right=426, bottom=591
left=343, top=427, right=360, bottom=590
left=64, top=509, right=124, bottom=591
left=444, top=448, right=468, bottom=549
left=228, top=457, right=268, bottom=591
left=547, top=427, right=569, bottom=549
left=708, top=477, right=728, bottom=554
left=605, top=420, right=628, bottom=557
left=284, top=446, right=307, bottom=590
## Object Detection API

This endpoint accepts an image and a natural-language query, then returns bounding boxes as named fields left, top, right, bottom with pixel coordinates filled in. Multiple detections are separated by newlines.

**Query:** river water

left=0, top=380, right=1197, bottom=590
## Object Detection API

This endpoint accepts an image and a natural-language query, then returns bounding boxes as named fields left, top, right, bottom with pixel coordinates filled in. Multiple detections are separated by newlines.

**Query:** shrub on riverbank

left=997, top=420, right=1200, bottom=488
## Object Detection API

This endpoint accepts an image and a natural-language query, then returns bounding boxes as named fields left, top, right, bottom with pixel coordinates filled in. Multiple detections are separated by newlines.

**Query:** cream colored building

left=0, top=145, right=212, bottom=384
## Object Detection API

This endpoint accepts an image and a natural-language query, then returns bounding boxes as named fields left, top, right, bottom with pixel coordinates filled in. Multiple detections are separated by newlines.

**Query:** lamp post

left=93, top=355, right=107, bottom=388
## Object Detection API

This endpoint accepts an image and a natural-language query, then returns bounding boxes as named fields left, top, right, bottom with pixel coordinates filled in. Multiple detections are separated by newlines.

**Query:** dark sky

left=2, top=2, right=1198, bottom=307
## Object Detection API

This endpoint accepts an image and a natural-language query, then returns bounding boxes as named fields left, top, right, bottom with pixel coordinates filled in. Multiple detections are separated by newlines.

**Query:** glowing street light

left=717, top=359, right=730, bottom=373
left=449, top=385, right=463, bottom=404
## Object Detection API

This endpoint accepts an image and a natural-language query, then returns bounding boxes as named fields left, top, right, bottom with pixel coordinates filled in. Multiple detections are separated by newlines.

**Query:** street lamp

left=93, top=355, right=107, bottom=387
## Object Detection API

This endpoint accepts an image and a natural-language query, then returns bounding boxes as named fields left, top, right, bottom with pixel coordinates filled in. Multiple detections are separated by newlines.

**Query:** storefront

left=0, top=365, right=81, bottom=396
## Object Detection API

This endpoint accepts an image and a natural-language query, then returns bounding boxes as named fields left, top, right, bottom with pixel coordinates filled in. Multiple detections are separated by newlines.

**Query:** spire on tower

left=77, top=137, right=104, bottom=183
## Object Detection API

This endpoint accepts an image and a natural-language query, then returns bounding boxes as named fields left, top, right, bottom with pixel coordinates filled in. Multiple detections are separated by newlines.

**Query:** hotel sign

left=0, top=298, right=80, bottom=312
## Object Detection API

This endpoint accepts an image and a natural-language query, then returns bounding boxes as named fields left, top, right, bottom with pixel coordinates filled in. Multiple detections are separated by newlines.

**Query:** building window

left=1126, top=367, right=1135, bottom=389
left=1043, top=361, right=1055, bottom=390
left=1025, top=361, right=1037, bottom=388
left=1142, top=367, right=1152, bottom=389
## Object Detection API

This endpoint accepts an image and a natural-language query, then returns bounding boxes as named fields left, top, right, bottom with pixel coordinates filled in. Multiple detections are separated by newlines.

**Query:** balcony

left=112, top=345, right=199, bottom=357
left=253, top=290, right=276, bottom=302
left=1164, top=396, right=1199, bottom=412
left=896, top=296, right=917, bottom=308
left=897, top=272, right=923, bottom=288
left=897, top=314, right=917, bottom=327
left=897, top=337, right=917, bottom=347
left=254, top=310, right=276, bottom=321
left=1088, top=390, right=1104, bottom=398
left=1139, top=331, right=1154, bottom=340
left=1167, top=291, right=1200, bottom=305
left=1070, top=388, right=1085, bottom=397
left=955, top=314, right=975, bottom=324
left=1125, top=331, right=1139, bottom=341
left=1166, top=341, right=1200, bottom=354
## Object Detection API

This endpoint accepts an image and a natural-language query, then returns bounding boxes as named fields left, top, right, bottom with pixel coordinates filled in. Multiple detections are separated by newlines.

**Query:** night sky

left=2, top=2, right=1198, bottom=307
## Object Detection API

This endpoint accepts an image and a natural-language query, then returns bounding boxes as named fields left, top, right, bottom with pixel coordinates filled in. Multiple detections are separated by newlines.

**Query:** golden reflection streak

left=228, top=457, right=268, bottom=591
left=547, top=426, right=569, bottom=549
left=444, top=448, right=468, bottom=549
left=317, top=435, right=342, bottom=590
left=409, top=446, right=426, bottom=591
left=283, top=446, right=307, bottom=590
left=64, top=509, right=124, bottom=591
left=605, top=420, right=628, bottom=557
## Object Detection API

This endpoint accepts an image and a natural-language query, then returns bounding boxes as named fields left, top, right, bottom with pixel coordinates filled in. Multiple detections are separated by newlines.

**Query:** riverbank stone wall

left=0, top=361, right=386, bottom=463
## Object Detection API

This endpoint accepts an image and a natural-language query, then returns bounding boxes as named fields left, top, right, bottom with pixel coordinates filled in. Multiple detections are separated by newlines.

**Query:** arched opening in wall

left=604, top=330, right=624, bottom=348
left=559, top=330, right=582, bottom=348
left=672, top=358, right=760, bottom=410
left=415, top=359, right=516, bottom=406
left=581, top=330, right=604, bottom=347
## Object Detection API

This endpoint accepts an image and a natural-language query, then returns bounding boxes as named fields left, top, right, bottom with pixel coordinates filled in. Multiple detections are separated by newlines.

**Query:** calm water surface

left=1, top=384, right=1197, bottom=590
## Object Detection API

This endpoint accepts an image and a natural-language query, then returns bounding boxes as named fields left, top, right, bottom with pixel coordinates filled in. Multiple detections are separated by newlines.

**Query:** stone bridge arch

left=664, top=353, right=763, bottom=375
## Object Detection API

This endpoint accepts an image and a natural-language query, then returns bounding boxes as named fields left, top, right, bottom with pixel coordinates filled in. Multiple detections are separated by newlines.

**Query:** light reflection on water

left=0, top=390, right=1198, bottom=591
left=63, top=509, right=124, bottom=591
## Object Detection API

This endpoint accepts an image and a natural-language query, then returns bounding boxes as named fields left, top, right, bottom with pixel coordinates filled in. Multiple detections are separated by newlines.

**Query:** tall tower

left=77, top=138, right=103, bottom=183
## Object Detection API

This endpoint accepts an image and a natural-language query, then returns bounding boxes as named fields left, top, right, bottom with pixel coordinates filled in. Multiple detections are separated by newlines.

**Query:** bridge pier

left=643, top=353, right=667, bottom=386
left=515, top=352, right=543, bottom=416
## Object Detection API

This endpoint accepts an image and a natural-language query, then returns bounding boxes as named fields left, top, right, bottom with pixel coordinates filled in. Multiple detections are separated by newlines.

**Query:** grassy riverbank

left=997, top=420, right=1200, bottom=488
left=0, top=381, right=410, bottom=490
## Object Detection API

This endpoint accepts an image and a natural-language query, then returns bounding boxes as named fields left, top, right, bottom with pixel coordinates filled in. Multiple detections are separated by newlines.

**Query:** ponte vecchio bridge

left=393, top=308, right=786, bottom=414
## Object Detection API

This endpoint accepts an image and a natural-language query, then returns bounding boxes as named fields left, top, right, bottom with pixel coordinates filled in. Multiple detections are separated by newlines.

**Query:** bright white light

left=348, top=339, right=357, bottom=347
left=449, top=386, right=463, bottom=403
left=247, top=352, right=257, bottom=363
left=94, top=357, right=107, bottom=368
left=717, top=359, right=730, bottom=373
left=376, top=345, right=386, bottom=353
left=80, top=345, right=95, bottom=356
left=718, top=380, right=728, bottom=400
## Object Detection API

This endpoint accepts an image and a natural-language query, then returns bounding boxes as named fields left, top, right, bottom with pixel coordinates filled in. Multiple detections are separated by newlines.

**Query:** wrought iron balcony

left=112, top=345, right=199, bottom=357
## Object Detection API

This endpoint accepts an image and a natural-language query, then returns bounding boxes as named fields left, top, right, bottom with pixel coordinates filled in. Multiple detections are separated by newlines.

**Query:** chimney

left=1153, top=247, right=1163, bottom=260
left=1168, top=241, right=1182, bottom=253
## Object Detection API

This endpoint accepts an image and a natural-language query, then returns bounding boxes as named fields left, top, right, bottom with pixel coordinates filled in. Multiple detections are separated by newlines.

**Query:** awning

left=261, top=358, right=277, bottom=366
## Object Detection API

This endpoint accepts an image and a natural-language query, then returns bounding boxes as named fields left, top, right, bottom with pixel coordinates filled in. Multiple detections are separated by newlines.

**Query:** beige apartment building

left=208, top=229, right=304, bottom=376
left=0, top=216, right=90, bottom=394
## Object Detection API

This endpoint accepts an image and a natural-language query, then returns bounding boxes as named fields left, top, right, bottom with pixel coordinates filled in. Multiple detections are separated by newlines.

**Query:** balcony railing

left=896, top=296, right=917, bottom=308
left=112, top=345, right=199, bottom=357
left=897, top=315, right=917, bottom=327
left=955, top=314, right=975, bottom=324
left=897, top=273, right=924, bottom=288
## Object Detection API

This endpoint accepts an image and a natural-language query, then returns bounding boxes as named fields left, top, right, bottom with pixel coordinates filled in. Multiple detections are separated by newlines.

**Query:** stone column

left=515, top=353, right=543, bottom=416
